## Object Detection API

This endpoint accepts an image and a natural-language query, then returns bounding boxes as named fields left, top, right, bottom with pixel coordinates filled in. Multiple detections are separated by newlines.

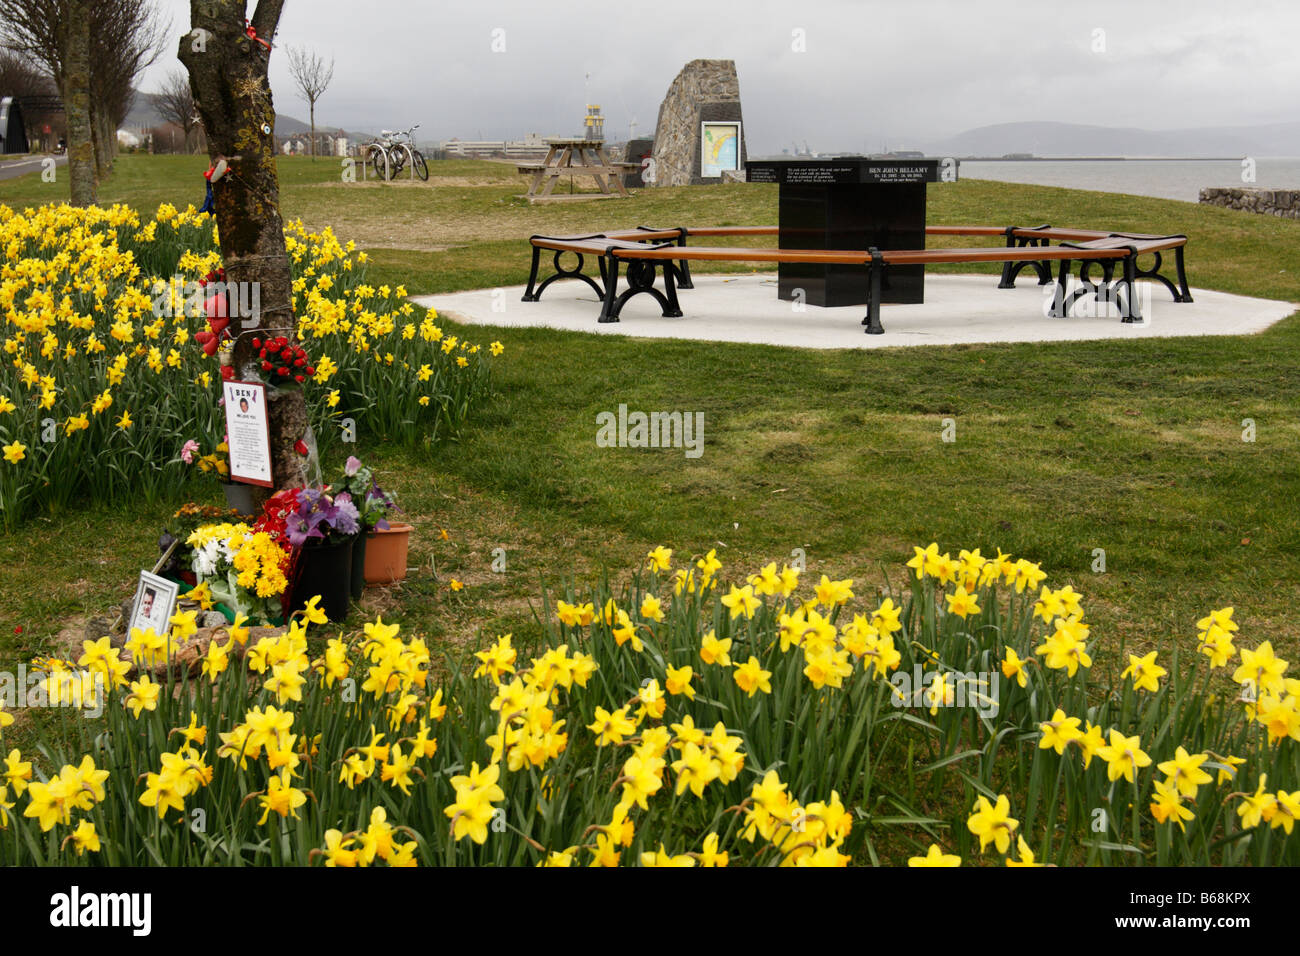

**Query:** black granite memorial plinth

left=745, top=158, right=947, bottom=307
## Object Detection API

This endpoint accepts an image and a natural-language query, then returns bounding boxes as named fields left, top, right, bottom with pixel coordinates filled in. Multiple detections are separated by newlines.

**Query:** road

left=0, top=153, right=67, bottom=182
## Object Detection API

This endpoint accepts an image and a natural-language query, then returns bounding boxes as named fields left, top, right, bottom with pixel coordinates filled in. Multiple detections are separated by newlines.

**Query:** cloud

left=140, top=0, right=1298, bottom=152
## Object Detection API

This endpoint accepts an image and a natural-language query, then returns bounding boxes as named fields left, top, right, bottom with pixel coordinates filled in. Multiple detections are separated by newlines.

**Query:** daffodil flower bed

left=0, top=202, right=502, bottom=529
left=1, top=544, right=1296, bottom=866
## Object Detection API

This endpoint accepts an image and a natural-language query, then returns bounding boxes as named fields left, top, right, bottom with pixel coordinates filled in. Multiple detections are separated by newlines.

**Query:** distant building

left=279, top=131, right=352, bottom=156
left=584, top=105, right=604, bottom=141
left=442, top=133, right=550, bottom=160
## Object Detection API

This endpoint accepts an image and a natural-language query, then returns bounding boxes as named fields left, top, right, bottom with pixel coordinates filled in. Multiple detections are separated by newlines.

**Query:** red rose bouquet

left=252, top=335, right=316, bottom=387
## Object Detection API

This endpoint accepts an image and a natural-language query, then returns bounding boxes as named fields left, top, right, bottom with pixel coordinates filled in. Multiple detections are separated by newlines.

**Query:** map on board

left=701, top=122, right=740, bottom=178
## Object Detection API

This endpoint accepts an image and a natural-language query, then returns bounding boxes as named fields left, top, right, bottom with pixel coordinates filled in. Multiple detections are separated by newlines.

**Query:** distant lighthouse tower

left=584, top=104, right=604, bottom=141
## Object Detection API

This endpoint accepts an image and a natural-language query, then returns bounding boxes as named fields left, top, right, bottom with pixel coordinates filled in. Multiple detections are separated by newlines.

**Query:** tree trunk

left=180, top=0, right=309, bottom=497
left=91, top=104, right=110, bottom=181
left=64, top=2, right=96, bottom=207
left=103, top=110, right=117, bottom=169
left=309, top=102, right=315, bottom=160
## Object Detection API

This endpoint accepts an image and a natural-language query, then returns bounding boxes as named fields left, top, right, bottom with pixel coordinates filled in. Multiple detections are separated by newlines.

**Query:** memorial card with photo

left=222, top=380, right=274, bottom=487
left=128, top=571, right=180, bottom=638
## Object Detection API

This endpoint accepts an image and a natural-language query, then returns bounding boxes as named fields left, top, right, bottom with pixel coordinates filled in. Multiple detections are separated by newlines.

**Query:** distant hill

left=124, top=92, right=367, bottom=140
left=921, top=120, right=1300, bottom=158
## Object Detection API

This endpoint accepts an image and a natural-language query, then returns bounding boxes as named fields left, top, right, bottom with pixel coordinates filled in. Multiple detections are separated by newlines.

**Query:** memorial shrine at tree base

left=746, top=158, right=947, bottom=307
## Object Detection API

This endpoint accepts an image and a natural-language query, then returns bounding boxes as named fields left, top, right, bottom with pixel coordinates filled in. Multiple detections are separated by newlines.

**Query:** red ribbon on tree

left=245, top=20, right=272, bottom=51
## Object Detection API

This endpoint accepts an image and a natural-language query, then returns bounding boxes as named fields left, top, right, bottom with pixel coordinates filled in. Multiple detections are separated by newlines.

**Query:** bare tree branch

left=285, top=45, right=334, bottom=159
left=154, top=68, right=199, bottom=152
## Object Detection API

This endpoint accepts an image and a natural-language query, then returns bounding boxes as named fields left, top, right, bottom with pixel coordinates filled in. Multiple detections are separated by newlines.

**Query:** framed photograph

left=222, top=380, right=274, bottom=488
left=128, top=571, right=181, bottom=638
left=701, top=122, right=741, bottom=178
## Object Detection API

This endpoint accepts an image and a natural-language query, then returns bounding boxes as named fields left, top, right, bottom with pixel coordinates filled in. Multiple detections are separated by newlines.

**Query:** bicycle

left=389, top=125, right=428, bottom=181
left=363, top=124, right=428, bottom=181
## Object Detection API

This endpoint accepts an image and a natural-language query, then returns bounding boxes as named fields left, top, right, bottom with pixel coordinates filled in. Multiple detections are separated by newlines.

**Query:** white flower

left=192, top=540, right=221, bottom=577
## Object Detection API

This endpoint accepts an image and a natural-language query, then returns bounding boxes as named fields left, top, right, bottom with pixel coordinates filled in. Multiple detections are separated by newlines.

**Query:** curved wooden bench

left=632, top=223, right=1096, bottom=290
left=520, top=225, right=1192, bottom=333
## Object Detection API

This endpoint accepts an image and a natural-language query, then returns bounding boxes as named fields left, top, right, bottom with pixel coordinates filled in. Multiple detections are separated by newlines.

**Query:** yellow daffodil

left=967, top=794, right=1018, bottom=854
left=909, top=843, right=961, bottom=867
left=1096, top=729, right=1152, bottom=783
left=733, top=656, right=772, bottom=697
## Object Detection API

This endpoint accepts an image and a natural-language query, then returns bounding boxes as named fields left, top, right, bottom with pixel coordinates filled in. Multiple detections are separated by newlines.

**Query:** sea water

left=957, top=158, right=1300, bottom=203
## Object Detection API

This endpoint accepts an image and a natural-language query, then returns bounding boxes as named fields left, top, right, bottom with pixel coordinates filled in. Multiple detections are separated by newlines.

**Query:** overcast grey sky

left=139, top=0, right=1298, bottom=151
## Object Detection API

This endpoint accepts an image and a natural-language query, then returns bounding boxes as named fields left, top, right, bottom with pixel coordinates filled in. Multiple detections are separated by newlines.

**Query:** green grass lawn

left=2, top=153, right=1299, bottom=701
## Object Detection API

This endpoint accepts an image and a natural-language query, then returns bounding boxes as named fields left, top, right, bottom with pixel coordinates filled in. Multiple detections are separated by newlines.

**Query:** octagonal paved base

left=411, top=274, right=1296, bottom=349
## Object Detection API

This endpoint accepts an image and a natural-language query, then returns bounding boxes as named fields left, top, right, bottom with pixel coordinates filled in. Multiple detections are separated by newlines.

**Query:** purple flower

left=285, top=513, right=324, bottom=548
left=287, top=487, right=361, bottom=546
left=332, top=492, right=361, bottom=536
left=345, top=455, right=363, bottom=477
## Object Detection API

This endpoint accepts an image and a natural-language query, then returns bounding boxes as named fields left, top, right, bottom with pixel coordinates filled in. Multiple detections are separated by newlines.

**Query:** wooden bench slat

left=926, top=225, right=1008, bottom=236
left=679, top=226, right=779, bottom=237
left=613, top=245, right=871, bottom=264
left=1062, top=236, right=1188, bottom=254
left=603, top=229, right=683, bottom=242
left=882, top=246, right=1127, bottom=265
left=531, top=237, right=674, bottom=255
left=1011, top=226, right=1111, bottom=241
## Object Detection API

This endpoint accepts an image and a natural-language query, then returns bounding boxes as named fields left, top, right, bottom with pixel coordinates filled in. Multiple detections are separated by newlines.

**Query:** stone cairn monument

left=645, top=59, right=747, bottom=187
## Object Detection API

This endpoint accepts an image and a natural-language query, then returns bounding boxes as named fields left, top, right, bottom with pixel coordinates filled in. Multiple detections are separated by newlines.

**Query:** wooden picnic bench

left=518, top=138, right=641, bottom=202
left=520, top=224, right=1193, bottom=333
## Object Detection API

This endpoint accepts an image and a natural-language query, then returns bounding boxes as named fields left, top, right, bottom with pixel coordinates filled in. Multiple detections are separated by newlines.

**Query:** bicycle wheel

left=368, top=145, right=389, bottom=180
left=412, top=150, right=429, bottom=181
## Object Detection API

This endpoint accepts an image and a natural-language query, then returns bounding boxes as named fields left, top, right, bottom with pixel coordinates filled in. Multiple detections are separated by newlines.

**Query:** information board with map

left=700, top=122, right=741, bottom=178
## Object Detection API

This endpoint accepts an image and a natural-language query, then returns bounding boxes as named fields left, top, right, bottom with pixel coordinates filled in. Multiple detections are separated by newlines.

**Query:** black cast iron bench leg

left=1056, top=258, right=1111, bottom=318
left=673, top=229, right=694, bottom=289
left=636, top=226, right=694, bottom=289
left=862, top=250, right=885, bottom=334
left=1049, top=259, right=1071, bottom=317
left=1055, top=256, right=1142, bottom=322
left=1131, top=247, right=1193, bottom=304
left=999, top=224, right=1054, bottom=288
left=522, top=245, right=543, bottom=301
left=598, top=254, right=621, bottom=322
left=1120, top=252, right=1143, bottom=323
left=522, top=247, right=606, bottom=302
left=1174, top=245, right=1193, bottom=303
left=599, top=256, right=684, bottom=323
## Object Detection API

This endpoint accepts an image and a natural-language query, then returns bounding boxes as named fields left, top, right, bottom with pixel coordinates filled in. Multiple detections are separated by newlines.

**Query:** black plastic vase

left=291, top=537, right=353, bottom=622
left=349, top=533, right=367, bottom=601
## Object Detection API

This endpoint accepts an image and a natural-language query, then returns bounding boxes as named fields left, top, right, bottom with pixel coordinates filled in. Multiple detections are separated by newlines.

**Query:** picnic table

left=518, top=138, right=639, bottom=202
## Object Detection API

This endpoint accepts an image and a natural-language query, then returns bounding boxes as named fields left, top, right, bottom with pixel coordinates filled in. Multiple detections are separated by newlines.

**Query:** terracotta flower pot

left=364, top=523, right=412, bottom=586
